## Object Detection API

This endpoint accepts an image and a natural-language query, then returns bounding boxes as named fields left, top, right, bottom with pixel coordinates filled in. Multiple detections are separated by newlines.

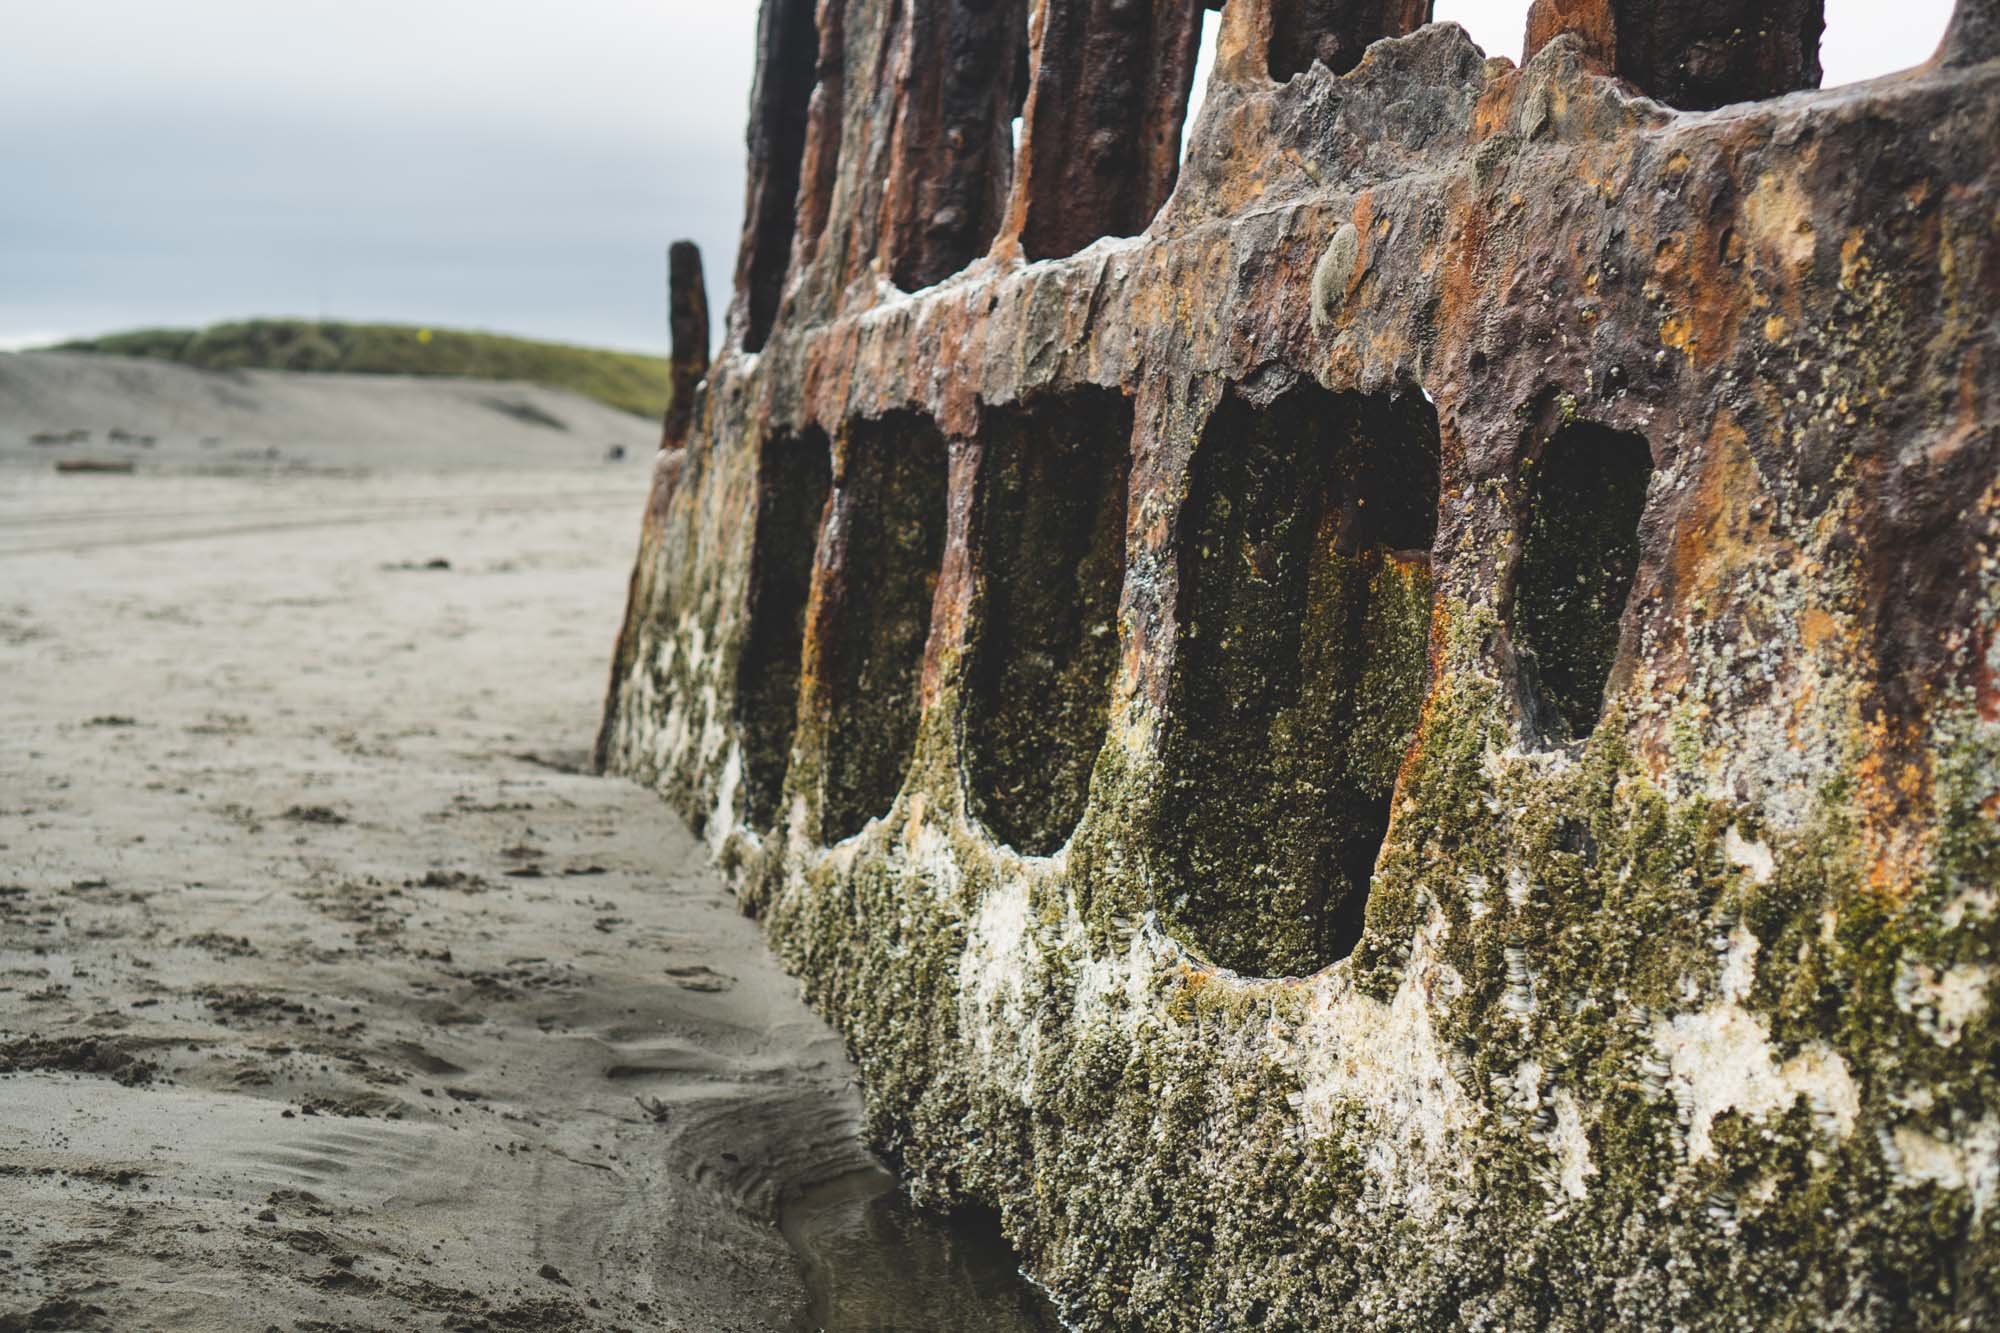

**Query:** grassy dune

left=57, top=320, right=669, bottom=419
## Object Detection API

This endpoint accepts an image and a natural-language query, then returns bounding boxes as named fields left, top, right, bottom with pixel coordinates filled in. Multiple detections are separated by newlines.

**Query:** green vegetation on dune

left=57, top=319, right=670, bottom=419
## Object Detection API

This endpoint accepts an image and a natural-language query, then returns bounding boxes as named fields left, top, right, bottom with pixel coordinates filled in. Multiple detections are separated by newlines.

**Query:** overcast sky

left=0, top=1, right=1955, bottom=353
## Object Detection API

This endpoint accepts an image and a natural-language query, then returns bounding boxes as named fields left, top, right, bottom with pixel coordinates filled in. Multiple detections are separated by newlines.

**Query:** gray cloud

left=1, top=1, right=758, bottom=350
left=0, top=1, right=1957, bottom=352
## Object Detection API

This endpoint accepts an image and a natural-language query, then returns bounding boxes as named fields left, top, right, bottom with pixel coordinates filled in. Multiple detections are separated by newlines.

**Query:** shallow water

left=780, top=1164, right=1064, bottom=1332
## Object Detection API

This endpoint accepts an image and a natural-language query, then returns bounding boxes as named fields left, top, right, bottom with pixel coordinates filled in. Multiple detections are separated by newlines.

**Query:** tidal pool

left=780, top=1163, right=1064, bottom=1332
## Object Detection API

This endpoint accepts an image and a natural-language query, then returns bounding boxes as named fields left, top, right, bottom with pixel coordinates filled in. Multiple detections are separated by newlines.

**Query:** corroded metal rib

left=1266, top=0, right=1434, bottom=81
left=793, top=0, right=848, bottom=270
left=1015, top=0, right=1207, bottom=261
left=878, top=0, right=1030, bottom=292
left=735, top=0, right=821, bottom=352
left=662, top=241, right=710, bottom=452
left=1526, top=0, right=1826, bottom=109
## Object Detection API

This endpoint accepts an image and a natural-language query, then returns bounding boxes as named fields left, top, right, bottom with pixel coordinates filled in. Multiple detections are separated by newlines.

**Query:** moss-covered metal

left=964, top=389, right=1134, bottom=857
left=601, top=7, right=1999, bottom=1328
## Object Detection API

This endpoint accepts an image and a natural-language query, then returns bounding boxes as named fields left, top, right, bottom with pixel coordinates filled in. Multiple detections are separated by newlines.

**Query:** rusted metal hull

left=604, top=3, right=2000, bottom=1326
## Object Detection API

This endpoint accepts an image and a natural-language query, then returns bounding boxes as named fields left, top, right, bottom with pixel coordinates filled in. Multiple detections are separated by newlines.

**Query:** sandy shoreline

left=0, top=359, right=1054, bottom=1331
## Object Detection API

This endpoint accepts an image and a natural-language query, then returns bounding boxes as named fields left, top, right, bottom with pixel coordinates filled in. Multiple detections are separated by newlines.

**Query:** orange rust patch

left=1645, top=187, right=1748, bottom=364
left=1667, top=413, right=1794, bottom=624
left=1471, top=64, right=1521, bottom=140
left=1977, top=621, right=2000, bottom=723
left=1799, top=607, right=1844, bottom=656
left=1577, top=140, right=1640, bottom=205
left=1351, top=191, right=1377, bottom=244
left=1854, top=714, right=1936, bottom=899
left=1660, top=312, right=1697, bottom=356
left=1742, top=170, right=1818, bottom=276
left=1840, top=228, right=1870, bottom=289
left=1652, top=232, right=1688, bottom=273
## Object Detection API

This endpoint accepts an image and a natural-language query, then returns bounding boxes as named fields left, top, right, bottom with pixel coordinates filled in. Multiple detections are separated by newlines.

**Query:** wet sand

left=0, top=356, right=1055, bottom=1331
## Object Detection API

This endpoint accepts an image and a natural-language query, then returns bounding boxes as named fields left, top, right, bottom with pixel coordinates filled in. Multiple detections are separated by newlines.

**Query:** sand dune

left=0, top=350, right=656, bottom=475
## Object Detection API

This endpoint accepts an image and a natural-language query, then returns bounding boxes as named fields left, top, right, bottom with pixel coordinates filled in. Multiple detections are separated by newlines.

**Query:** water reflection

left=780, top=1164, right=1063, bottom=1332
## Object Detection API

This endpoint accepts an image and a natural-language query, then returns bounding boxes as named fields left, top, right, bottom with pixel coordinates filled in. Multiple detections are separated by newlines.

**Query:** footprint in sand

left=663, top=965, right=735, bottom=993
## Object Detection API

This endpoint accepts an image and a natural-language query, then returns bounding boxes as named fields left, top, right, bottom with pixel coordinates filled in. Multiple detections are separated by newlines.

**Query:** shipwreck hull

left=602, top=3, right=2000, bottom=1326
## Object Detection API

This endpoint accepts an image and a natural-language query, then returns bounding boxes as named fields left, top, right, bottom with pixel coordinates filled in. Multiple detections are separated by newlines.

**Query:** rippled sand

left=0, top=356, right=1060, bottom=1331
